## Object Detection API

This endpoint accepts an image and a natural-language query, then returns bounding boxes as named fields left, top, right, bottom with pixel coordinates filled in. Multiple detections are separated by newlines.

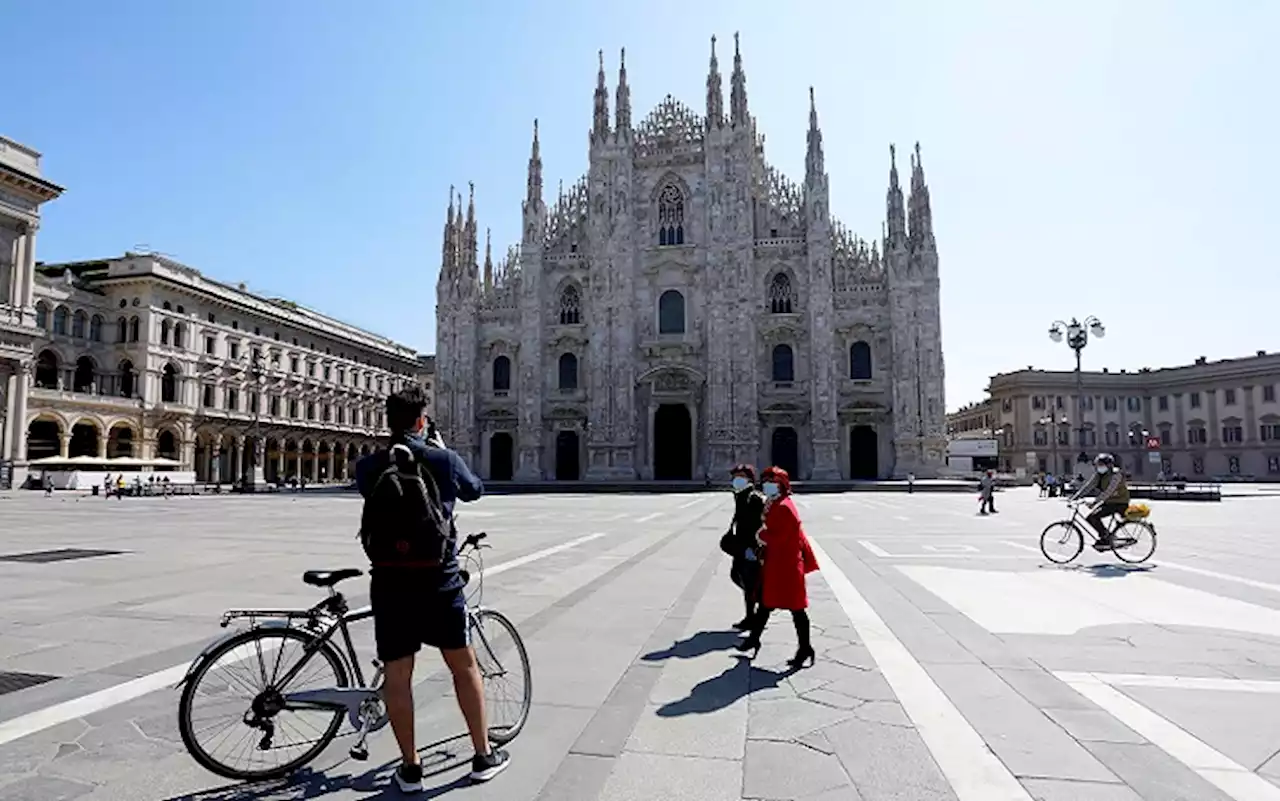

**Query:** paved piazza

left=1, top=489, right=1279, bottom=801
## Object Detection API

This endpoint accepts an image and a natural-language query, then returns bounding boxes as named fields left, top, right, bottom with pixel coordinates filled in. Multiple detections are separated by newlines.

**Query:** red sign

left=1145, top=436, right=1161, bottom=450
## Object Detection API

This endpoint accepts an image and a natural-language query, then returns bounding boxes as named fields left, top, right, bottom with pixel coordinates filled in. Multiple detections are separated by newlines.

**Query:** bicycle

left=175, top=532, right=532, bottom=782
left=1038, top=501, right=1158, bottom=565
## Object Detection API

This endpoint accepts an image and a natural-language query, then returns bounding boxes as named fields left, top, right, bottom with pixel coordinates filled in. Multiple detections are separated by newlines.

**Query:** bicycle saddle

left=302, top=568, right=364, bottom=587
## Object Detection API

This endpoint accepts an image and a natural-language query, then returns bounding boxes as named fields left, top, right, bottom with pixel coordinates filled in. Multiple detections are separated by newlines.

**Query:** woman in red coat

left=736, top=466, right=819, bottom=668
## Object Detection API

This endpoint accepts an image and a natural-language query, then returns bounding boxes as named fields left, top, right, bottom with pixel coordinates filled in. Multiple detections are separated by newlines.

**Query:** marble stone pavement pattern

left=0, top=488, right=1277, bottom=800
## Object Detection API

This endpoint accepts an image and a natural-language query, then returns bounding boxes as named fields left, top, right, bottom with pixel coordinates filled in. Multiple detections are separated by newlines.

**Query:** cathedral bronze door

left=653, top=404, right=693, bottom=480
left=555, top=430, right=580, bottom=481
left=849, top=425, right=879, bottom=480
left=490, top=432, right=514, bottom=481
left=771, top=427, right=800, bottom=477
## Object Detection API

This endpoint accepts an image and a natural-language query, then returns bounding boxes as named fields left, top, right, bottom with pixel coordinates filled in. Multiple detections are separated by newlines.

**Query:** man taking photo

left=355, top=386, right=510, bottom=791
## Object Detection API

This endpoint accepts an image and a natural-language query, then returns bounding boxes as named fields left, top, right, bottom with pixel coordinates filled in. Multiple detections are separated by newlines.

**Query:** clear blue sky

left=8, top=1, right=1276, bottom=408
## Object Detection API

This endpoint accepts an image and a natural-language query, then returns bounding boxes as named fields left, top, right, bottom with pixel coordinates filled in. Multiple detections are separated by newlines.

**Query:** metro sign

left=1145, top=436, right=1161, bottom=450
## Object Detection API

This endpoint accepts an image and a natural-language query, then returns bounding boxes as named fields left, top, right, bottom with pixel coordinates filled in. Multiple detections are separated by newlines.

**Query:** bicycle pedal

left=349, top=745, right=369, bottom=761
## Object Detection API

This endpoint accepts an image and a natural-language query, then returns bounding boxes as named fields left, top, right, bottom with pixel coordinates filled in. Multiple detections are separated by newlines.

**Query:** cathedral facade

left=434, top=36, right=947, bottom=482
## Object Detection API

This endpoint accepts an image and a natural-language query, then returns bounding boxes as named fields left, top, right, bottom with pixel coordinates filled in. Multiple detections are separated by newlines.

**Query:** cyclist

left=1068, top=453, right=1130, bottom=550
left=355, top=388, right=510, bottom=791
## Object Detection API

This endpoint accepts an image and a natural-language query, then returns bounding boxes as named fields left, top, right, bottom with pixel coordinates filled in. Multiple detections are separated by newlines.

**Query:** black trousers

left=1086, top=501, right=1128, bottom=540
left=732, top=557, right=761, bottom=620
left=980, top=494, right=996, bottom=513
left=748, top=606, right=811, bottom=650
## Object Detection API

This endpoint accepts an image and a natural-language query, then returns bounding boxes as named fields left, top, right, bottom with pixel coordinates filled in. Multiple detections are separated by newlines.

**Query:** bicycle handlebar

left=460, top=532, right=488, bottom=553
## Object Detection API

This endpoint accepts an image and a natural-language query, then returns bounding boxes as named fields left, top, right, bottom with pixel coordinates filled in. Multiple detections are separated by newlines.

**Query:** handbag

left=719, top=531, right=736, bottom=556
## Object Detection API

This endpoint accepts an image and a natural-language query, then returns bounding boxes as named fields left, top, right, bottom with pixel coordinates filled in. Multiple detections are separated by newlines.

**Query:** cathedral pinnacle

left=441, top=185, right=457, bottom=280
left=526, top=119, right=542, bottom=207
left=886, top=144, right=906, bottom=247
left=483, top=227, right=493, bottom=289
left=706, top=35, right=724, bottom=129
left=908, top=141, right=934, bottom=249
left=730, top=32, right=749, bottom=128
left=805, top=86, right=824, bottom=179
left=615, top=47, right=631, bottom=136
left=592, top=49, right=610, bottom=142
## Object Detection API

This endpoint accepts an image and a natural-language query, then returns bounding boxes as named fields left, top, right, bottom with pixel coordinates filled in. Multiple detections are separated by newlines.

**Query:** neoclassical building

left=435, top=37, right=947, bottom=481
left=1, top=137, right=64, bottom=487
left=16, top=252, right=422, bottom=485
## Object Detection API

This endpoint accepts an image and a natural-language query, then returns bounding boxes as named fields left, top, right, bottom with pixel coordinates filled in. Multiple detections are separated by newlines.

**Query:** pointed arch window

left=72, top=311, right=87, bottom=338
left=492, top=355, right=511, bottom=394
left=161, top=364, right=180, bottom=403
left=558, top=353, right=578, bottom=391
left=160, top=319, right=172, bottom=345
left=116, top=316, right=128, bottom=343
left=118, top=359, right=136, bottom=398
left=89, top=315, right=103, bottom=342
left=128, top=316, right=140, bottom=343
left=771, top=344, right=795, bottom=382
left=769, top=273, right=795, bottom=314
left=173, top=322, right=186, bottom=349
left=558, top=285, right=582, bottom=325
left=658, top=289, right=686, bottom=335
left=52, top=306, right=69, bottom=336
left=657, top=184, right=685, bottom=246
left=850, top=340, right=873, bottom=380
left=35, top=303, right=49, bottom=330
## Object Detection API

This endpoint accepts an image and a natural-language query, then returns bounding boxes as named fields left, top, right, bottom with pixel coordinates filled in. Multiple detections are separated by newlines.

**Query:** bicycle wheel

left=470, top=608, right=531, bottom=745
left=178, top=626, right=349, bottom=781
left=1111, top=520, right=1157, bottom=564
left=1039, top=520, right=1084, bottom=564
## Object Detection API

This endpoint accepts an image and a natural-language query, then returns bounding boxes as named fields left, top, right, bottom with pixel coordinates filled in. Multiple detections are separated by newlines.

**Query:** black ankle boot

left=787, top=645, right=815, bottom=669
left=736, top=637, right=761, bottom=658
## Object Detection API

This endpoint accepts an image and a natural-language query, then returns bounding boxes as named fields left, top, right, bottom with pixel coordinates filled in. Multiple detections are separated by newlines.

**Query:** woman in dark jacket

left=737, top=466, right=820, bottom=668
left=724, top=464, right=765, bottom=630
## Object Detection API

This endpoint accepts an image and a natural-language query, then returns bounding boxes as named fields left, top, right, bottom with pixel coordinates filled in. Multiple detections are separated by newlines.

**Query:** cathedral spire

left=805, top=86, right=824, bottom=180
left=483, top=227, right=493, bottom=289
left=592, top=49, right=610, bottom=142
left=615, top=47, right=631, bottom=137
left=526, top=119, right=542, bottom=207
left=886, top=144, right=906, bottom=248
left=465, top=181, right=477, bottom=273
left=706, top=35, right=724, bottom=129
left=730, top=32, right=750, bottom=128
left=441, top=185, right=457, bottom=280
left=908, top=141, right=934, bottom=249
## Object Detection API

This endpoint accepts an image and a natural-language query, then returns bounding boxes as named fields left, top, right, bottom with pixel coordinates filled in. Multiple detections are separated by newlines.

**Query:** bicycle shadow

left=656, top=655, right=795, bottom=717
left=163, top=732, right=474, bottom=800
left=1038, top=562, right=1156, bottom=578
left=641, top=630, right=741, bottom=662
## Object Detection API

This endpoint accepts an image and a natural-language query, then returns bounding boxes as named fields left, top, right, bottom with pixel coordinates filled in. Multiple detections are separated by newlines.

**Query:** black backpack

left=359, top=444, right=451, bottom=567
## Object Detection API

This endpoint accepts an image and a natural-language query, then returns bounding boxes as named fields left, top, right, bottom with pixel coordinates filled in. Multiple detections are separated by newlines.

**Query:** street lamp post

left=1049, top=316, right=1105, bottom=468
left=244, top=350, right=265, bottom=492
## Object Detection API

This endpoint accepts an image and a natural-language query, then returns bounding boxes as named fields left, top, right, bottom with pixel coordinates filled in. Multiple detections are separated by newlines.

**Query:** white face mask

left=731, top=476, right=749, bottom=491
left=762, top=482, right=780, bottom=498
left=1097, top=465, right=1109, bottom=474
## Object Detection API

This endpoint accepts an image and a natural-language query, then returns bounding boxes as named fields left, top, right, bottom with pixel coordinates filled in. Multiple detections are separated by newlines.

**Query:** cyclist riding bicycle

left=1068, top=453, right=1130, bottom=550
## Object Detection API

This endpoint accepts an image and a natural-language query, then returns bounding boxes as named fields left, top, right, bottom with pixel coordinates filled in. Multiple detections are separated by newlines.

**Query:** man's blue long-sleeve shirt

left=355, top=433, right=483, bottom=588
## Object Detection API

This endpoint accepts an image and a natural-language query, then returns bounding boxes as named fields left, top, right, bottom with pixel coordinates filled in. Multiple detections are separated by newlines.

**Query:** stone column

left=294, top=451, right=301, bottom=480
left=59, top=431, right=69, bottom=458
left=231, top=438, right=243, bottom=483
left=3, top=369, right=17, bottom=460
left=20, top=225, right=37, bottom=309
left=10, top=361, right=30, bottom=463
left=326, top=449, right=334, bottom=482
left=8, top=230, right=26, bottom=308
left=181, top=437, right=195, bottom=471
left=311, top=451, right=319, bottom=483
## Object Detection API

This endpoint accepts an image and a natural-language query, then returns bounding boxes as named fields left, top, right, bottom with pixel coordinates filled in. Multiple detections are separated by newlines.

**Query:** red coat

left=759, top=496, right=819, bottom=610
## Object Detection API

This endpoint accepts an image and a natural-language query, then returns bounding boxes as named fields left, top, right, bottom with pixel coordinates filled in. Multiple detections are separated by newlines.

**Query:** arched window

left=771, top=344, right=795, bottom=382
left=53, top=306, right=69, bottom=336
left=558, top=353, right=578, bottom=391
left=492, top=355, right=511, bottom=393
left=34, top=350, right=59, bottom=389
left=558, top=285, right=581, bottom=325
left=768, top=273, right=795, bottom=314
left=74, top=356, right=96, bottom=393
left=173, top=322, right=186, bottom=349
left=657, top=184, right=685, bottom=246
left=850, top=340, right=873, bottom=380
left=116, top=316, right=128, bottom=343
left=160, top=319, right=172, bottom=346
left=128, top=316, right=140, bottom=343
left=72, top=311, right=87, bottom=338
left=161, top=363, right=180, bottom=403
left=162, top=301, right=172, bottom=311
left=119, top=360, right=135, bottom=398
left=658, top=289, right=685, bottom=335
left=89, top=315, right=103, bottom=342
left=35, top=303, right=49, bottom=330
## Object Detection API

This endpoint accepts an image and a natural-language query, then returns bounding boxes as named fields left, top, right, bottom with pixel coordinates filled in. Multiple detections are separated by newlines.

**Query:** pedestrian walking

left=978, top=469, right=997, bottom=514
left=737, top=466, right=819, bottom=669
left=720, top=464, right=764, bottom=631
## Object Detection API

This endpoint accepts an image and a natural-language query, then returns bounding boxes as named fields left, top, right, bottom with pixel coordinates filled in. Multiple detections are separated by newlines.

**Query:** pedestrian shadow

left=1076, top=563, right=1155, bottom=578
left=655, top=656, right=794, bottom=718
left=641, top=630, right=741, bottom=662
left=162, top=732, right=473, bottom=800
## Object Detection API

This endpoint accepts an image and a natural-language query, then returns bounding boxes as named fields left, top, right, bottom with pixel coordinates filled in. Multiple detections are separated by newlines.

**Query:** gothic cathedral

left=434, top=36, right=946, bottom=482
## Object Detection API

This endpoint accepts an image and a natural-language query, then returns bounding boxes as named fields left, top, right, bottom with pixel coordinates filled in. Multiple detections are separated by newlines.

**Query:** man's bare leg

left=441, top=646, right=490, bottom=755
left=382, top=655, right=418, bottom=764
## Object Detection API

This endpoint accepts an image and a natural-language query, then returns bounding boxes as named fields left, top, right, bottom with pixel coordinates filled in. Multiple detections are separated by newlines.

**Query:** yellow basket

left=1124, top=503, right=1151, bottom=520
